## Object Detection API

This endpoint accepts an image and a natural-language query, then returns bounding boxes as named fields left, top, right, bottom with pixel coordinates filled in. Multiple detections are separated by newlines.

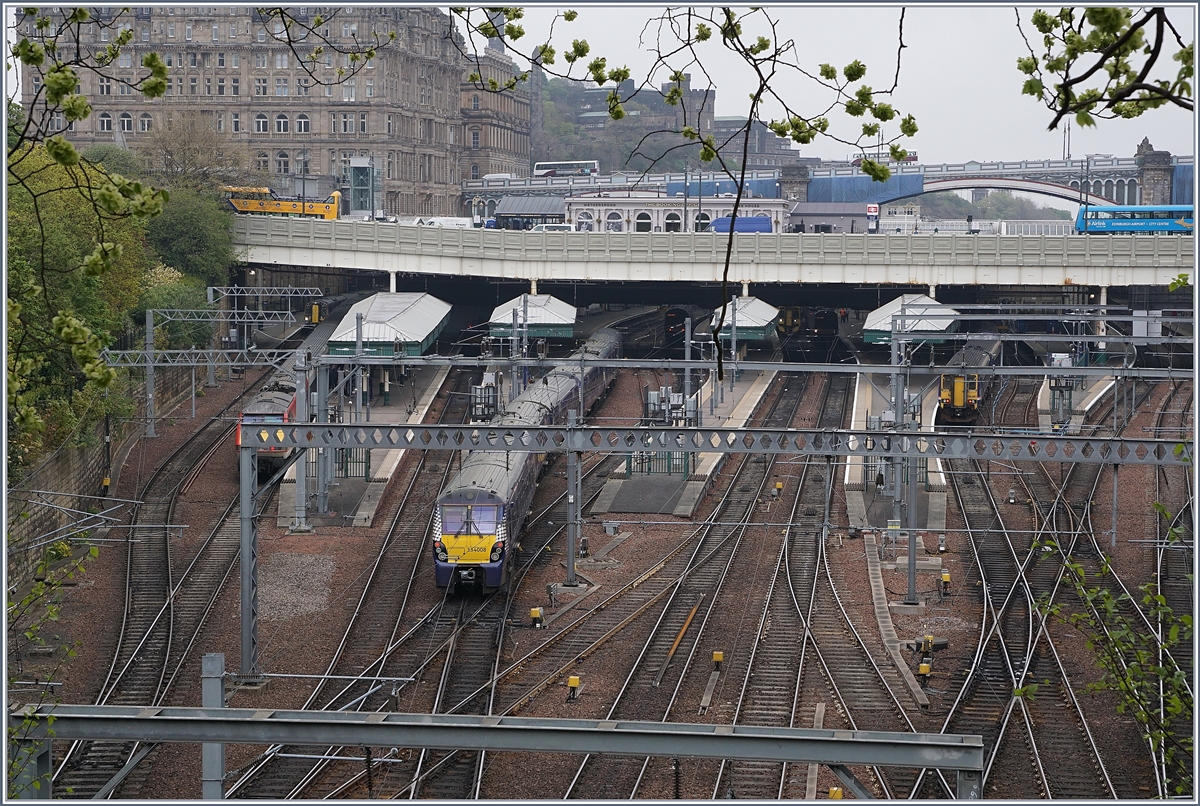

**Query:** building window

left=217, top=77, right=225, bottom=95
left=204, top=77, right=211, bottom=95
left=275, top=78, right=288, bottom=96
left=365, top=78, right=373, bottom=97
left=340, top=151, right=352, bottom=178
left=275, top=114, right=289, bottom=133
left=119, top=81, right=132, bottom=95
left=217, top=52, right=225, bottom=67
left=189, top=77, right=197, bottom=94
left=164, top=53, right=173, bottom=67
left=254, top=78, right=267, bottom=96
left=325, top=82, right=333, bottom=97
left=119, top=112, right=133, bottom=132
left=471, top=94, right=479, bottom=111
left=386, top=114, right=393, bottom=135
left=98, top=77, right=112, bottom=95
left=296, top=113, right=310, bottom=133
left=257, top=28, right=266, bottom=42
left=175, top=77, right=184, bottom=94
left=184, top=23, right=192, bottom=40
left=296, top=77, right=309, bottom=96
left=231, top=112, right=240, bottom=132
left=275, top=52, right=288, bottom=69
left=141, top=26, right=149, bottom=41
left=257, top=151, right=269, bottom=171
left=231, top=77, right=239, bottom=95
left=139, top=113, right=152, bottom=132
left=359, top=113, right=367, bottom=133
left=100, top=26, right=108, bottom=41
left=471, top=163, right=479, bottom=180
left=606, top=211, right=624, bottom=232
left=342, top=79, right=355, bottom=101
left=254, top=52, right=267, bottom=68
left=231, top=53, right=240, bottom=67
left=386, top=152, right=393, bottom=179
left=255, top=113, right=268, bottom=133
left=119, top=51, right=132, bottom=68
left=216, top=114, right=224, bottom=132
left=229, top=22, right=237, bottom=37
left=340, top=113, right=352, bottom=133
left=98, top=113, right=112, bottom=131
left=635, top=212, right=653, bottom=232
left=211, top=23, right=219, bottom=41
left=190, top=52, right=198, bottom=68
left=276, top=151, right=289, bottom=174
left=471, top=130, right=479, bottom=149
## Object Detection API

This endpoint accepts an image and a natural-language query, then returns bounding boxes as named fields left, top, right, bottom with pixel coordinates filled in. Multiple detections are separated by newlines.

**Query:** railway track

left=560, top=372, right=806, bottom=798
left=709, top=367, right=927, bottom=800
left=52, top=370, right=273, bottom=797
left=225, top=368, right=479, bottom=798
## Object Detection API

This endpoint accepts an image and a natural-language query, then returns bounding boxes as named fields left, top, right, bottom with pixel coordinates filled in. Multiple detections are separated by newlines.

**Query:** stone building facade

left=19, top=7, right=530, bottom=217
left=460, top=41, right=531, bottom=182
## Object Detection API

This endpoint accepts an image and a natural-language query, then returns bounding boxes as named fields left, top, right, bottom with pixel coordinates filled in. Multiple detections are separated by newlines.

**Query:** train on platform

left=234, top=294, right=356, bottom=477
left=777, top=306, right=839, bottom=338
left=432, top=328, right=622, bottom=593
left=937, top=338, right=1005, bottom=424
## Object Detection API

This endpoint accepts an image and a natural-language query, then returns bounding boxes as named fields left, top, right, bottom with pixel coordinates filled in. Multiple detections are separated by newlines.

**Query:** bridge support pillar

left=741, top=281, right=749, bottom=297
left=530, top=278, right=538, bottom=295
left=389, top=271, right=396, bottom=293
left=928, top=284, right=937, bottom=300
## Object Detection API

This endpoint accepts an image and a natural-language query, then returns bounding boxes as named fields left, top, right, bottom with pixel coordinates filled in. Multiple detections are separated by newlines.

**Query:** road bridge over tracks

left=233, top=216, right=1194, bottom=294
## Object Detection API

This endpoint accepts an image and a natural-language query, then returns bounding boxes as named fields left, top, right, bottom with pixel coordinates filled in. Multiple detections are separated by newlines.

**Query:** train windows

left=440, top=505, right=498, bottom=535
left=441, top=506, right=466, bottom=534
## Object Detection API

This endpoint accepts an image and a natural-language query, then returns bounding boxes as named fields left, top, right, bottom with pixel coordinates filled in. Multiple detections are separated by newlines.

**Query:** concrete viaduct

left=233, top=217, right=1193, bottom=296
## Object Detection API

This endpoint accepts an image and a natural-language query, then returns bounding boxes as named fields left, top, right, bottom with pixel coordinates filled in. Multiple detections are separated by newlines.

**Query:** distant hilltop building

left=18, top=6, right=532, bottom=216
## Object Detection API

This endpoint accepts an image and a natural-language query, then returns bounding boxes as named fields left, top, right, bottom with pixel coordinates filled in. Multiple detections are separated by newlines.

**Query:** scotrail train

left=432, top=329, right=622, bottom=593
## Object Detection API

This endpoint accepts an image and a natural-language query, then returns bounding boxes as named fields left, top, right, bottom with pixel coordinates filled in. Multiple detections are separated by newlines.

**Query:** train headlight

left=434, top=541, right=448, bottom=562
left=490, top=541, right=505, bottom=562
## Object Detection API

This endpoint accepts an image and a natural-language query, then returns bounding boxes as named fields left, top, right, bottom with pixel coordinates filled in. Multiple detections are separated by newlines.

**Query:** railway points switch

left=530, top=607, right=544, bottom=629
left=567, top=675, right=582, bottom=700
left=941, top=571, right=951, bottom=596
left=1008, top=488, right=1017, bottom=504
left=830, top=787, right=844, bottom=799
left=937, top=534, right=947, bottom=553
left=772, top=481, right=783, bottom=499
left=712, top=651, right=724, bottom=670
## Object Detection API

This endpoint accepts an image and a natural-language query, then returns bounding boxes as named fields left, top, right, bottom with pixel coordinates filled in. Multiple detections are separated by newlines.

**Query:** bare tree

left=137, top=109, right=264, bottom=190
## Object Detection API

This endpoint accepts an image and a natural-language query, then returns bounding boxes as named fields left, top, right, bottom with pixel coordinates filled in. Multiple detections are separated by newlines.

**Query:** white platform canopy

left=489, top=294, right=577, bottom=338
left=328, top=292, right=452, bottom=355
left=712, top=295, right=780, bottom=341
left=862, top=294, right=958, bottom=343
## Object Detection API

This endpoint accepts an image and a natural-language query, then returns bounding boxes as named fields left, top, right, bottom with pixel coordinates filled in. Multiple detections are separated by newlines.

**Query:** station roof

left=328, top=292, right=452, bottom=351
left=713, top=296, right=779, bottom=332
left=862, top=294, right=958, bottom=343
left=493, top=196, right=566, bottom=217
left=489, top=294, right=576, bottom=328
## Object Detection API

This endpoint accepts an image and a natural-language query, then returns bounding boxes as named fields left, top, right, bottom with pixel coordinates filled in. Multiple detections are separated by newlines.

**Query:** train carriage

left=938, top=339, right=1004, bottom=424
left=433, top=329, right=621, bottom=592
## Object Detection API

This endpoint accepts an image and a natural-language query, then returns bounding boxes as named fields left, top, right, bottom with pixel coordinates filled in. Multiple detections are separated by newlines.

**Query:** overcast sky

left=515, top=5, right=1196, bottom=165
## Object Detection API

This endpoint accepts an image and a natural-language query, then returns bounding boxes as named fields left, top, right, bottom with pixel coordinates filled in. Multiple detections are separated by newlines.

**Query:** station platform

left=591, top=367, right=777, bottom=519
left=275, top=363, right=450, bottom=529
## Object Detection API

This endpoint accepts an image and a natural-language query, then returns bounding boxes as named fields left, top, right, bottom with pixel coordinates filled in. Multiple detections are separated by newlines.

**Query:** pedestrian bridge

left=233, top=216, right=1194, bottom=290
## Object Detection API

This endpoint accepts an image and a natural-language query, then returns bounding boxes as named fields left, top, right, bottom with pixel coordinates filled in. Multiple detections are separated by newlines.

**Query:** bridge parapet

left=234, top=217, right=1193, bottom=288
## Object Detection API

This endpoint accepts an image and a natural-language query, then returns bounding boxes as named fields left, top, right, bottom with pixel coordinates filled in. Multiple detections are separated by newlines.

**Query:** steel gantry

left=10, top=651, right=986, bottom=800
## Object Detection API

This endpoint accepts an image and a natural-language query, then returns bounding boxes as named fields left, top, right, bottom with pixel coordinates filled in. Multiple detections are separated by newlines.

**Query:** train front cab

left=939, top=372, right=980, bottom=415
left=433, top=499, right=509, bottom=591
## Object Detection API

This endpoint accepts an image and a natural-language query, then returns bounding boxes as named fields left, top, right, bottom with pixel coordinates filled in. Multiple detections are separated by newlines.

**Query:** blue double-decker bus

left=1075, top=204, right=1194, bottom=234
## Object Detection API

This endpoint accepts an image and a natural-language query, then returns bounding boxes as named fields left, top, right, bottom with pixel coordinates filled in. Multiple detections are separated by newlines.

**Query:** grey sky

left=517, top=5, right=1195, bottom=165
